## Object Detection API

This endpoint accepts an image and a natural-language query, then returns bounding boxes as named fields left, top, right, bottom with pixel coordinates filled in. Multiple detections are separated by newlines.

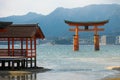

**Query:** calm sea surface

left=36, top=45, right=120, bottom=80
left=1, top=45, right=120, bottom=80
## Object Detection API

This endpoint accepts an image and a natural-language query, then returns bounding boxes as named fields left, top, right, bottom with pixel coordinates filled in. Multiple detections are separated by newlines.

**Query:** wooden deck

left=0, top=56, right=36, bottom=69
left=0, top=49, right=36, bottom=69
left=0, top=56, right=26, bottom=60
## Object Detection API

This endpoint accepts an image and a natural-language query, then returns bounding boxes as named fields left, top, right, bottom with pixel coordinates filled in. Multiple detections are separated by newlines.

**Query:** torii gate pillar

left=73, top=26, right=79, bottom=51
left=94, top=34, right=99, bottom=51
left=93, top=25, right=101, bottom=51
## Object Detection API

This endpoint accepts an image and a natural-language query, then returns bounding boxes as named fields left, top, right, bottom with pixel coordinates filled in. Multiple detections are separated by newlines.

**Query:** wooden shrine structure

left=65, top=20, right=109, bottom=51
left=0, top=22, right=45, bottom=69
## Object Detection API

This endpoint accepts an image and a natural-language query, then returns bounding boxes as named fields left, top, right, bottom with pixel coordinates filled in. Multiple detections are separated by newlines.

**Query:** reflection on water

left=0, top=73, right=36, bottom=80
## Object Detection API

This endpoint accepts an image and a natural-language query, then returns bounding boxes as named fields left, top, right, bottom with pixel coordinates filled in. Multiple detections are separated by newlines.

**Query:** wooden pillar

left=21, top=60, right=23, bottom=68
left=22, top=59, right=25, bottom=68
left=30, top=38, right=32, bottom=68
left=21, top=38, right=23, bottom=56
left=8, top=38, right=10, bottom=56
left=12, top=60, right=14, bottom=70
left=2, top=61, right=5, bottom=69
left=17, top=60, right=20, bottom=69
left=26, top=38, right=28, bottom=56
left=34, top=38, right=37, bottom=67
left=26, top=38, right=28, bottom=68
left=12, top=38, right=14, bottom=56
left=8, top=38, right=11, bottom=68
left=8, top=61, right=10, bottom=69
left=94, top=26, right=99, bottom=51
left=73, top=26, right=79, bottom=51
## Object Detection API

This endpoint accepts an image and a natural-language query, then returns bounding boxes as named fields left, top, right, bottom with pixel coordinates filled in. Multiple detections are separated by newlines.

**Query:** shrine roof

left=0, top=21, right=12, bottom=29
left=0, top=22, right=45, bottom=39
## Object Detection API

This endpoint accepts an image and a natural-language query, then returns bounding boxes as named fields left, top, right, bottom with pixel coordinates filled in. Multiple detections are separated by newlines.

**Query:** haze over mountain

left=0, top=4, right=120, bottom=38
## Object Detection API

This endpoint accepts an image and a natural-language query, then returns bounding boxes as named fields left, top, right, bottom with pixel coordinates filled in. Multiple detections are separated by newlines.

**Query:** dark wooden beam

left=69, top=28, right=104, bottom=32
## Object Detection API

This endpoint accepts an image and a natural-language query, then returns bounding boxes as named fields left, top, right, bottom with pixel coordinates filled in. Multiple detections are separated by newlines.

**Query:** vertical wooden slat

left=8, top=38, right=10, bottom=56
left=21, top=38, right=23, bottom=56
left=34, top=38, right=36, bottom=50
left=12, top=38, right=14, bottom=56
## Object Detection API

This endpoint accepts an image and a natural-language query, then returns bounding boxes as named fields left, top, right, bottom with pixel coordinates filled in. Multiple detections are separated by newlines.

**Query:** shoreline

left=0, top=67, right=51, bottom=75
left=102, top=66, right=120, bottom=80
left=102, top=74, right=120, bottom=80
left=106, top=66, right=120, bottom=71
left=0, top=66, right=120, bottom=80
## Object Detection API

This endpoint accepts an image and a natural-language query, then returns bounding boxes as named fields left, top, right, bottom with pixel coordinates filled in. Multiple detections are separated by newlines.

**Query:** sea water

left=0, top=45, right=120, bottom=80
left=36, top=45, right=120, bottom=80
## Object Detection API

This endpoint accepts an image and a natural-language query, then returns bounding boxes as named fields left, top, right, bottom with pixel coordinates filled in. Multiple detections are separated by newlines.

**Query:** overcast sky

left=0, top=0, right=120, bottom=17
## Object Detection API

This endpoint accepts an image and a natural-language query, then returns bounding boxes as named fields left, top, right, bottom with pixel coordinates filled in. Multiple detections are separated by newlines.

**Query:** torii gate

left=65, top=20, right=109, bottom=51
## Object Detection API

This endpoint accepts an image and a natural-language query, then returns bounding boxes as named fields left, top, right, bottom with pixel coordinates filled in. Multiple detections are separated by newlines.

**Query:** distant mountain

left=0, top=12, right=44, bottom=23
left=0, top=4, right=120, bottom=38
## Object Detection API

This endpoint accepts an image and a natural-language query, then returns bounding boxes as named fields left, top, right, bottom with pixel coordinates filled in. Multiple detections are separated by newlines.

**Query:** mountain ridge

left=0, top=4, right=120, bottom=37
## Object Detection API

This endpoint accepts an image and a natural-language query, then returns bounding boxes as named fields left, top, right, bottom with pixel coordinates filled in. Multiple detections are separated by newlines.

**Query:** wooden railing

left=0, top=49, right=36, bottom=58
left=0, top=49, right=8, bottom=56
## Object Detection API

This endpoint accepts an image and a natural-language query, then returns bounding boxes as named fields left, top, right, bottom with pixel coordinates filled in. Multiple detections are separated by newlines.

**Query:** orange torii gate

left=65, top=20, right=109, bottom=51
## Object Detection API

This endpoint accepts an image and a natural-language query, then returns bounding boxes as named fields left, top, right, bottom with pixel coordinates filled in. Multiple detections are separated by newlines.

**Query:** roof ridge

left=10, top=24, right=38, bottom=27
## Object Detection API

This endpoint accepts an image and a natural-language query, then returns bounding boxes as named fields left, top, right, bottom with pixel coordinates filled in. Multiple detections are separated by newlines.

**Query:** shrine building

left=0, top=21, right=45, bottom=69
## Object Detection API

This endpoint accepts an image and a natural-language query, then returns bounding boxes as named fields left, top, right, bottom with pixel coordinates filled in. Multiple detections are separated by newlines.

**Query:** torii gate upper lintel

left=64, top=20, right=109, bottom=51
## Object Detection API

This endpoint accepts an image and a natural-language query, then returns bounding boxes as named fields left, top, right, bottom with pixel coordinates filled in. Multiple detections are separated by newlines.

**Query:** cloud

left=0, top=0, right=120, bottom=17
